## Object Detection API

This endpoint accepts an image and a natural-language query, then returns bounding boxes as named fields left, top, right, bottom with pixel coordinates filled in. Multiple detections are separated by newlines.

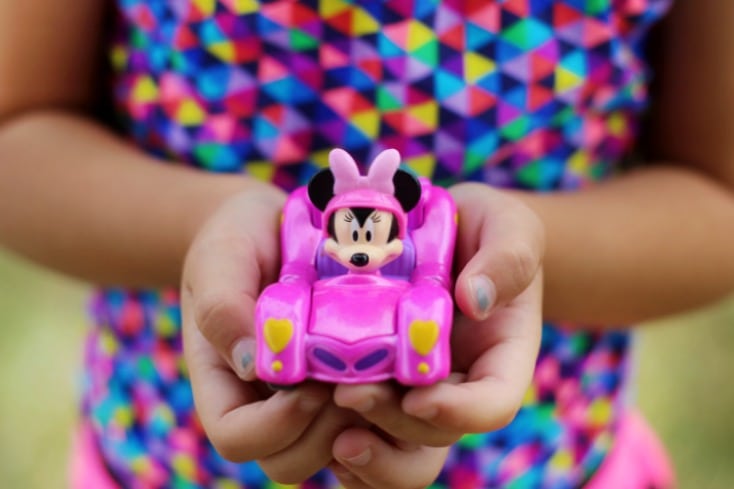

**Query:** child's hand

left=332, top=182, right=543, bottom=485
left=181, top=186, right=365, bottom=483
left=327, top=434, right=451, bottom=488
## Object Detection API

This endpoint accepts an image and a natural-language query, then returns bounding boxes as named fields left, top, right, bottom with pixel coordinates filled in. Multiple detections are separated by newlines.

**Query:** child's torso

left=84, top=1, right=671, bottom=487
left=111, top=0, right=670, bottom=190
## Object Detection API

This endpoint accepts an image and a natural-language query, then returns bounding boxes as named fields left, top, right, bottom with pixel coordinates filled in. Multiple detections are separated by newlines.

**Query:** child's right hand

left=180, top=183, right=460, bottom=487
left=180, top=184, right=365, bottom=482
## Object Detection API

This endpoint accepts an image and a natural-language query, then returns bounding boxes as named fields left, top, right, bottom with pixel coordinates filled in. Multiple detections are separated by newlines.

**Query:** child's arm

left=517, top=167, right=734, bottom=326
left=0, top=2, right=263, bottom=287
left=447, top=2, right=734, bottom=328
left=512, top=1, right=734, bottom=326
left=0, top=113, right=274, bottom=286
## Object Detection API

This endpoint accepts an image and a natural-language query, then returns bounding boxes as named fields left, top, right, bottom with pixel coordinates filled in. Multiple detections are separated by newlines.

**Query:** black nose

left=350, top=253, right=369, bottom=267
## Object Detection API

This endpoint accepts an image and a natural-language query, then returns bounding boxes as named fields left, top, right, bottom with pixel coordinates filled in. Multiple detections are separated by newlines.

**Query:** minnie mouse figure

left=255, top=148, right=457, bottom=386
left=310, top=148, right=421, bottom=274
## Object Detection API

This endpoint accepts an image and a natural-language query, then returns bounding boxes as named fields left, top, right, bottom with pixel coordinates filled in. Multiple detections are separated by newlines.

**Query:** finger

left=182, top=196, right=282, bottom=380
left=184, top=238, right=260, bottom=380
left=449, top=183, right=545, bottom=320
left=329, top=462, right=372, bottom=489
left=187, top=334, right=330, bottom=461
left=182, top=289, right=330, bottom=462
left=403, top=273, right=543, bottom=433
left=332, top=428, right=449, bottom=489
left=258, top=403, right=367, bottom=484
left=334, top=383, right=461, bottom=447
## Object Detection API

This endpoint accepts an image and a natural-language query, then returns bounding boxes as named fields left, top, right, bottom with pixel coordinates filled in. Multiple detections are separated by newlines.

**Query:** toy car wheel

left=266, top=382, right=298, bottom=391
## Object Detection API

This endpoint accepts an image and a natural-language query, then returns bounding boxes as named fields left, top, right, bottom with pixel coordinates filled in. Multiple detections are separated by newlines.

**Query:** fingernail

left=329, top=463, right=354, bottom=480
left=344, top=447, right=372, bottom=467
left=411, top=406, right=438, bottom=421
left=470, top=275, right=496, bottom=320
left=354, top=396, right=375, bottom=413
left=333, top=468, right=354, bottom=481
left=299, top=395, right=325, bottom=414
left=231, top=338, right=257, bottom=381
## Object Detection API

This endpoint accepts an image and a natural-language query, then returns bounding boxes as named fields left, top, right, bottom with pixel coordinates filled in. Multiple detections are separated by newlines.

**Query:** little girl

left=1, top=0, right=733, bottom=488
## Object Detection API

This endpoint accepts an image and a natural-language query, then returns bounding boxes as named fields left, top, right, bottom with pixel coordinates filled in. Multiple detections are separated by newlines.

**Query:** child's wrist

left=184, top=174, right=282, bottom=236
left=176, top=174, right=285, bottom=279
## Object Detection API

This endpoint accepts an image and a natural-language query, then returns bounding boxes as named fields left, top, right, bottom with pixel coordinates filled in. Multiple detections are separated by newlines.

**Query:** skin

left=0, top=1, right=733, bottom=487
left=324, top=208, right=403, bottom=272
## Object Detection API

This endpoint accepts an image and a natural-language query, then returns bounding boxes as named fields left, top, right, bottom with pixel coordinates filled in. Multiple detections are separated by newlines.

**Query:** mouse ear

left=392, top=169, right=421, bottom=212
left=307, top=168, right=335, bottom=211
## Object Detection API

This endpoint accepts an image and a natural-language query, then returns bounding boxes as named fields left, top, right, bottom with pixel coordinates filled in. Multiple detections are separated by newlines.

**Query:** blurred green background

left=0, top=248, right=732, bottom=488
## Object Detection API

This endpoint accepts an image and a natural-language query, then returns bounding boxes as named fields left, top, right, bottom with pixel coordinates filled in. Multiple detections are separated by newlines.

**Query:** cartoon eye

left=365, top=219, right=374, bottom=242
left=350, top=220, right=360, bottom=242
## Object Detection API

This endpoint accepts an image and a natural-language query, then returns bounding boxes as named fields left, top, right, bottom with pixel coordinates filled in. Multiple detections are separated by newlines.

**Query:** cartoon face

left=307, top=148, right=423, bottom=275
left=324, top=207, right=403, bottom=272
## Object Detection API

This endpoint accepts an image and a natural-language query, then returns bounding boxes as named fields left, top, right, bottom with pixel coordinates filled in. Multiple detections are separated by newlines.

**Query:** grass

left=0, top=248, right=732, bottom=488
left=637, top=298, right=734, bottom=488
left=0, top=249, right=88, bottom=488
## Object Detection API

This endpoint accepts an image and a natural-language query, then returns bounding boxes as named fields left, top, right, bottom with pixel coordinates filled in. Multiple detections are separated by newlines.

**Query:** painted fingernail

left=231, top=338, right=257, bottom=381
left=344, top=447, right=372, bottom=467
left=470, top=275, right=496, bottom=320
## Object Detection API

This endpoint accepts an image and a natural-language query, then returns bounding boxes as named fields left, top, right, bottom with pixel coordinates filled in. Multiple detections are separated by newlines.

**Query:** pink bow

left=330, top=148, right=401, bottom=195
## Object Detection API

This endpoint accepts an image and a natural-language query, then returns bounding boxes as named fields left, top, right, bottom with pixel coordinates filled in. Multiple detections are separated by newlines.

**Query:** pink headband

left=330, top=148, right=401, bottom=196
left=322, top=148, right=408, bottom=239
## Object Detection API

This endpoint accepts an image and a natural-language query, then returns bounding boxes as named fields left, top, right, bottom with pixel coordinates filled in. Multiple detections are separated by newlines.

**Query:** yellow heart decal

left=409, top=320, right=439, bottom=356
left=263, top=318, right=293, bottom=353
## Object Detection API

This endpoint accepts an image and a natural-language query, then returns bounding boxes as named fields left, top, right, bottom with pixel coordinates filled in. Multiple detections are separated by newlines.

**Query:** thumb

left=182, top=196, right=282, bottom=381
left=450, top=184, right=545, bottom=320
left=182, top=236, right=269, bottom=381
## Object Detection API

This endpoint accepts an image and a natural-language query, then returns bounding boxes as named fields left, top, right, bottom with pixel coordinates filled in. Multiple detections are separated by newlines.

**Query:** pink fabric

left=70, top=412, right=675, bottom=488
left=323, top=189, right=408, bottom=239
left=330, top=148, right=399, bottom=196
left=323, top=148, right=408, bottom=239
left=585, top=411, right=676, bottom=489
left=69, top=423, right=120, bottom=489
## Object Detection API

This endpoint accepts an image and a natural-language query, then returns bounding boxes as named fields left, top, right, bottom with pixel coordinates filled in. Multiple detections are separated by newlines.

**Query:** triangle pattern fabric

left=112, top=0, right=670, bottom=189
left=104, top=3, right=673, bottom=487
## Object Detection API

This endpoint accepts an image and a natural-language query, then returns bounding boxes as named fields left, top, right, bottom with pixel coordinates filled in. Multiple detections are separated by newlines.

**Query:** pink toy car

left=254, top=149, right=457, bottom=386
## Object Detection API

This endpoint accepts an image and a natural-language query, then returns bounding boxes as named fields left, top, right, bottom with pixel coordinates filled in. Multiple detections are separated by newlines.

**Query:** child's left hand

left=331, top=182, right=544, bottom=488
